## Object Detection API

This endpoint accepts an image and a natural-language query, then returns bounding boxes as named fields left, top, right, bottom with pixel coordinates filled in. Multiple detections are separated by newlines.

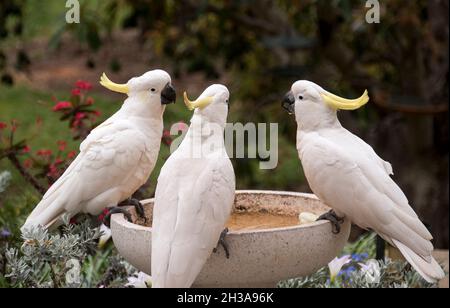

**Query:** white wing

left=151, top=155, right=235, bottom=288
left=323, top=128, right=393, bottom=175
left=299, top=130, right=444, bottom=282
left=23, top=120, right=152, bottom=229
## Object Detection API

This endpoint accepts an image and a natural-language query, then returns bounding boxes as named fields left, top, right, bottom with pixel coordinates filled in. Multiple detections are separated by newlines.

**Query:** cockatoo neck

left=176, top=113, right=226, bottom=159
left=190, top=112, right=226, bottom=131
left=182, top=113, right=226, bottom=150
left=193, top=107, right=227, bottom=128
left=120, top=93, right=165, bottom=120
left=295, top=107, right=342, bottom=132
left=109, top=93, right=165, bottom=139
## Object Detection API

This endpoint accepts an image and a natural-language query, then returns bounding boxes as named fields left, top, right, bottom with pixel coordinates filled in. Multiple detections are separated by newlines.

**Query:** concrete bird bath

left=110, top=190, right=350, bottom=287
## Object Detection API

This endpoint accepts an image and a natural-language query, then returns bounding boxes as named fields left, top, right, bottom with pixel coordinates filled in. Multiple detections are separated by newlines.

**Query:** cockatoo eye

left=151, top=88, right=156, bottom=93
left=299, top=95, right=304, bottom=100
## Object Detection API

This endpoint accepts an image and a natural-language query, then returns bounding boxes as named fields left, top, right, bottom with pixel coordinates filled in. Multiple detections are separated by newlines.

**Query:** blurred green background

left=0, top=0, right=448, bottom=247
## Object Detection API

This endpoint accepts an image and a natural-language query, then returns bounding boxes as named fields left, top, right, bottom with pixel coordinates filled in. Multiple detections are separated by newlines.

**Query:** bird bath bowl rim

left=113, top=190, right=331, bottom=234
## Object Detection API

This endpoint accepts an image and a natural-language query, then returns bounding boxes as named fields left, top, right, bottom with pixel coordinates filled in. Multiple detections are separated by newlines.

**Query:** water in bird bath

left=227, top=212, right=299, bottom=231
left=131, top=204, right=301, bottom=231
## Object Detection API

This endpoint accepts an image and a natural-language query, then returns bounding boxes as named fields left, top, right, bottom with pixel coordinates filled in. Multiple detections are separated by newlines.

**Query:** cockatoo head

left=282, top=80, right=369, bottom=129
left=183, top=84, right=230, bottom=125
left=100, top=69, right=176, bottom=105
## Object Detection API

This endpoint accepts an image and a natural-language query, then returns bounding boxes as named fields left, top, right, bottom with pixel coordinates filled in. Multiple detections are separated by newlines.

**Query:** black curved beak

left=282, top=91, right=295, bottom=115
left=161, top=83, right=176, bottom=105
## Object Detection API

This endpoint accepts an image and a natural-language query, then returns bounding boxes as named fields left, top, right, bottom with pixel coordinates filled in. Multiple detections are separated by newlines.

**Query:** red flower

left=75, top=112, right=86, bottom=120
left=53, top=101, right=73, bottom=112
left=93, top=110, right=101, bottom=117
left=54, top=158, right=64, bottom=165
left=85, top=97, right=95, bottom=105
left=22, top=145, right=31, bottom=154
left=163, top=130, right=171, bottom=137
left=98, top=208, right=110, bottom=222
left=72, top=120, right=81, bottom=128
left=75, top=80, right=93, bottom=91
left=24, top=159, right=33, bottom=169
left=0, top=122, right=7, bottom=130
left=67, top=151, right=77, bottom=159
left=162, top=129, right=173, bottom=146
left=98, top=214, right=105, bottom=222
left=57, top=140, right=67, bottom=152
left=37, top=149, right=53, bottom=157
left=71, top=88, right=81, bottom=96
left=47, top=164, right=59, bottom=178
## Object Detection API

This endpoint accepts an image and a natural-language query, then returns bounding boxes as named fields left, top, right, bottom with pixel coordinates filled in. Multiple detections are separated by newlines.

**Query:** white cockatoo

left=22, top=69, right=176, bottom=230
left=282, top=80, right=445, bottom=283
left=151, top=84, right=235, bottom=288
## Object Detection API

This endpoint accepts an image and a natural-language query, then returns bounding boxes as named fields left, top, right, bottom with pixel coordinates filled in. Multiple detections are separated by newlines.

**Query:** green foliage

left=2, top=218, right=135, bottom=288
left=5, top=219, right=100, bottom=287
left=278, top=232, right=437, bottom=288
left=342, top=232, right=377, bottom=258
left=345, top=260, right=435, bottom=288
left=48, top=0, right=128, bottom=52
left=279, top=259, right=435, bottom=288
left=0, top=0, right=26, bottom=86
left=280, top=267, right=330, bottom=289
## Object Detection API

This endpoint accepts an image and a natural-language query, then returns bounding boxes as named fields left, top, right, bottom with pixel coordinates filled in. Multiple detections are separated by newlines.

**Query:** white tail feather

left=393, top=239, right=445, bottom=283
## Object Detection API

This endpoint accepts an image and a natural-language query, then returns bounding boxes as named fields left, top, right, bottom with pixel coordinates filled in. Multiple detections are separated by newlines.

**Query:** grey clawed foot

left=119, top=198, right=146, bottom=222
left=102, top=207, right=133, bottom=228
left=213, top=228, right=230, bottom=259
left=317, top=210, right=344, bottom=234
left=102, top=198, right=146, bottom=228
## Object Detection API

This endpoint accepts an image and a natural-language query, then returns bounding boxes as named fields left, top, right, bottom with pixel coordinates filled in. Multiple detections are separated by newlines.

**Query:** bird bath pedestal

left=110, top=190, right=350, bottom=288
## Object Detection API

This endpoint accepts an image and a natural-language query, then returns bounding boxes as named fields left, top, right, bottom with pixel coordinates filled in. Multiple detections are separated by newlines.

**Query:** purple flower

left=1, top=228, right=11, bottom=239
left=351, top=253, right=369, bottom=262
left=339, top=265, right=357, bottom=279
